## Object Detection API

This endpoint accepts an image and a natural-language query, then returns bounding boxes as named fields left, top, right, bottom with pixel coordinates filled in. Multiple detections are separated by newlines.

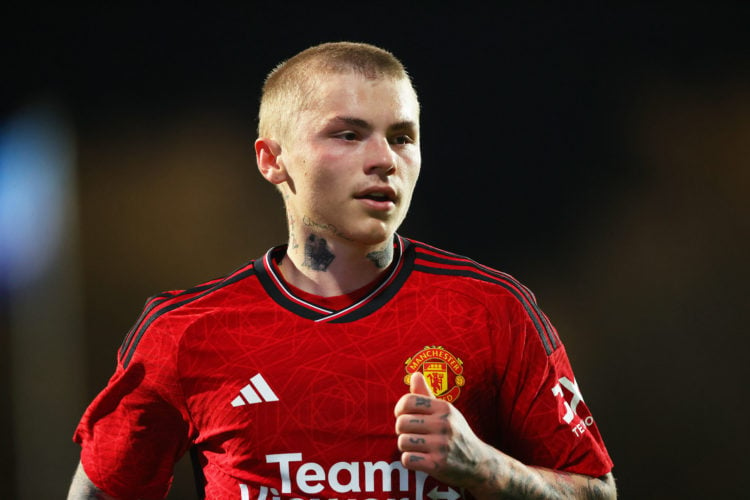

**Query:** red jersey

left=74, top=236, right=613, bottom=499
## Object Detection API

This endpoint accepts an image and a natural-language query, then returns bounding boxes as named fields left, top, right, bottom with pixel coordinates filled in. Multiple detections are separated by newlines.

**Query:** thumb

left=410, top=371, right=434, bottom=398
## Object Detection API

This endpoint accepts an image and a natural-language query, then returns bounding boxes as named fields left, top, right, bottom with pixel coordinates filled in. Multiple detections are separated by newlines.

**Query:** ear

left=255, top=137, right=288, bottom=185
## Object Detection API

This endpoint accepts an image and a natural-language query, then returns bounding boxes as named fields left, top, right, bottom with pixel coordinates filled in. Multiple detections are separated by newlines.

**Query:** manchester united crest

left=404, top=346, right=465, bottom=402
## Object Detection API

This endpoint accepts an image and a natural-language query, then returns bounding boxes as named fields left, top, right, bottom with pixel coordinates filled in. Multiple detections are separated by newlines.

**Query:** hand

left=394, top=372, right=489, bottom=490
left=394, top=374, right=618, bottom=499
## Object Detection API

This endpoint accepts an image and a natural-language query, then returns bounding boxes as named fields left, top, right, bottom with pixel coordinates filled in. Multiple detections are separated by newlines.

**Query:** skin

left=395, top=373, right=617, bottom=499
left=67, top=463, right=114, bottom=499
left=260, top=70, right=616, bottom=498
left=69, top=69, right=616, bottom=499
left=255, top=72, right=421, bottom=297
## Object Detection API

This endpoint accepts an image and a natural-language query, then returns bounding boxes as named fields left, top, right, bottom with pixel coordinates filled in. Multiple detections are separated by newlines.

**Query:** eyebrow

left=329, top=116, right=418, bottom=134
left=333, top=116, right=371, bottom=130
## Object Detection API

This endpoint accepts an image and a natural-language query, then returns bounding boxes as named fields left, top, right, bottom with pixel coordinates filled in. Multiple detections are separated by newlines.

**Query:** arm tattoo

left=303, top=234, right=335, bottom=271
left=499, top=462, right=612, bottom=500
left=501, top=462, right=555, bottom=499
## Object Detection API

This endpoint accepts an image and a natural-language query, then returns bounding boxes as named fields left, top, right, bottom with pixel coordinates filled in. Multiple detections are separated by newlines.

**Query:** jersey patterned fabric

left=74, top=236, right=613, bottom=500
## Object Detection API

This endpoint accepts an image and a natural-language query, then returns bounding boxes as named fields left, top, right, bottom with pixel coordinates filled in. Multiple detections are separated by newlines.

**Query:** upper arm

left=72, top=311, right=194, bottom=498
left=67, top=461, right=117, bottom=500
left=493, top=297, right=614, bottom=476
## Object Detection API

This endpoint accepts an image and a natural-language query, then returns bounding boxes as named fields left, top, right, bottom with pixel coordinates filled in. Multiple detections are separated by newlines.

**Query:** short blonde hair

left=258, top=41, right=417, bottom=142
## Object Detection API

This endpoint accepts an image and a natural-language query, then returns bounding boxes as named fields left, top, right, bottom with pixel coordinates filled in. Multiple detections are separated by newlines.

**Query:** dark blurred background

left=1, top=3, right=748, bottom=498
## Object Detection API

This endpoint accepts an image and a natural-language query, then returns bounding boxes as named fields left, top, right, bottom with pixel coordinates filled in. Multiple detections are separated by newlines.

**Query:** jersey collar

left=254, top=235, right=414, bottom=323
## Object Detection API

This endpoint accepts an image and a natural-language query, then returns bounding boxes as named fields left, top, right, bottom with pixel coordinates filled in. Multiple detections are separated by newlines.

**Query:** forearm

left=395, top=375, right=615, bottom=499
left=468, top=446, right=616, bottom=500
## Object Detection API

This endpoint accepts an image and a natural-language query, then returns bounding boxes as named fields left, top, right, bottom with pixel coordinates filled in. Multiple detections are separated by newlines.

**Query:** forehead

left=304, top=72, right=420, bottom=125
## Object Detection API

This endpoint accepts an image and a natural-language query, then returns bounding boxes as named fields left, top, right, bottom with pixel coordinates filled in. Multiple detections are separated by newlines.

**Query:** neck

left=279, top=232, right=395, bottom=297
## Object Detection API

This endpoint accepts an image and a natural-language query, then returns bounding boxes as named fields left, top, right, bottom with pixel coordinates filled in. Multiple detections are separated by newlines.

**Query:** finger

left=397, top=433, right=433, bottom=453
left=395, top=391, right=446, bottom=420
left=410, top=371, right=434, bottom=397
left=400, top=451, right=434, bottom=473
left=395, top=413, right=428, bottom=434
left=393, top=379, right=435, bottom=417
left=394, top=393, right=412, bottom=417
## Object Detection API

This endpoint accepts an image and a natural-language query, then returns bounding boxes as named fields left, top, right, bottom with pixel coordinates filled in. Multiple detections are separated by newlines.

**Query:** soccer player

left=68, top=42, right=616, bottom=499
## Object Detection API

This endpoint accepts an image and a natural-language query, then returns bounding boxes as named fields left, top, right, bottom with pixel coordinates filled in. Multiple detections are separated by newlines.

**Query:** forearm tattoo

left=486, top=457, right=612, bottom=500
left=303, top=234, right=335, bottom=271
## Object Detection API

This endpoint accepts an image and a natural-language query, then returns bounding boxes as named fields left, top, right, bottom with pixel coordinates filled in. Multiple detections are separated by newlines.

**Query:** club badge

left=404, top=346, right=465, bottom=402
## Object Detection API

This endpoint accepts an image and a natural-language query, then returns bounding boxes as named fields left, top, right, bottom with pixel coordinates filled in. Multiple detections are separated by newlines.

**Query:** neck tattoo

left=367, top=244, right=393, bottom=269
left=303, top=234, right=335, bottom=271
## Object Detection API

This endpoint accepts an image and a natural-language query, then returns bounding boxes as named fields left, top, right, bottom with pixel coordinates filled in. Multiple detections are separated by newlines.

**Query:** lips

left=354, top=186, right=397, bottom=203
left=354, top=186, right=397, bottom=210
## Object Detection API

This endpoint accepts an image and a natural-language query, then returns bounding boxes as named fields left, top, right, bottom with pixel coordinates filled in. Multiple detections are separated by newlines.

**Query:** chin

left=347, top=223, right=395, bottom=247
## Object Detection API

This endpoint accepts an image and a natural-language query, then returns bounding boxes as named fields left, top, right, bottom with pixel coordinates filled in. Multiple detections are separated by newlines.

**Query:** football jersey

left=74, top=236, right=613, bottom=499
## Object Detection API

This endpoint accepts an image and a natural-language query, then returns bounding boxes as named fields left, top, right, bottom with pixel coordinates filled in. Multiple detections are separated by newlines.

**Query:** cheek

left=403, top=155, right=421, bottom=190
left=308, top=151, right=351, bottom=184
left=398, top=171, right=420, bottom=210
left=294, top=164, right=348, bottom=213
left=305, top=164, right=337, bottom=192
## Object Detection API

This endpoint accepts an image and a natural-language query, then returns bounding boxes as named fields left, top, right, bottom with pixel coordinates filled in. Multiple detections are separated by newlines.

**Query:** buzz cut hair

left=258, top=41, right=417, bottom=142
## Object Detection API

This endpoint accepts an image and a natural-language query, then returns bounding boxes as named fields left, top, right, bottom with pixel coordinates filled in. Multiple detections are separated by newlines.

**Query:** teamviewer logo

left=231, top=374, right=279, bottom=407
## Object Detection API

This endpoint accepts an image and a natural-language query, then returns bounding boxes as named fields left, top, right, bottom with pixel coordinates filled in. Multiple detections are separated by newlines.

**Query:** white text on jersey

left=259, top=452, right=431, bottom=499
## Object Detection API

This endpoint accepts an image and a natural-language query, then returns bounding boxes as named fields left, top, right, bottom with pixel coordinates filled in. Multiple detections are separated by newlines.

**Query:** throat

left=277, top=237, right=396, bottom=296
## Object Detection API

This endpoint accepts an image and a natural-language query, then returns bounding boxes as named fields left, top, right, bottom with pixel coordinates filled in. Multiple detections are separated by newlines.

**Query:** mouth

left=355, top=187, right=397, bottom=203
left=359, top=192, right=393, bottom=202
left=354, top=187, right=397, bottom=210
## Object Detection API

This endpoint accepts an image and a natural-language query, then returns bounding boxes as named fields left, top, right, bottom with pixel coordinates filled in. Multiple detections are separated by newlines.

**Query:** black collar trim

left=254, top=235, right=414, bottom=323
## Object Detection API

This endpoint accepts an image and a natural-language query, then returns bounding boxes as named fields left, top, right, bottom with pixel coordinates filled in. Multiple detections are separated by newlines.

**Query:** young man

left=69, top=42, right=615, bottom=499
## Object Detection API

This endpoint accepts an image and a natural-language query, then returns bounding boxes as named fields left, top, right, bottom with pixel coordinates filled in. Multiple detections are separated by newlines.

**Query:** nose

left=364, top=136, right=396, bottom=176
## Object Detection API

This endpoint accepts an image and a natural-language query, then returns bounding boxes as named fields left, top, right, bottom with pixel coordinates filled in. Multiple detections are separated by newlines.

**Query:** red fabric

left=74, top=237, right=612, bottom=499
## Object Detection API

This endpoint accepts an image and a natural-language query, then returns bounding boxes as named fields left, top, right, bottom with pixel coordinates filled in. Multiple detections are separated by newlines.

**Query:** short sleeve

left=496, top=299, right=613, bottom=477
left=73, top=317, right=193, bottom=499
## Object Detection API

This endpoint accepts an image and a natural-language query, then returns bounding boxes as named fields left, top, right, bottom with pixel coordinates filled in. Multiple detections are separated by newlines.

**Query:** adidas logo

left=231, top=374, right=279, bottom=407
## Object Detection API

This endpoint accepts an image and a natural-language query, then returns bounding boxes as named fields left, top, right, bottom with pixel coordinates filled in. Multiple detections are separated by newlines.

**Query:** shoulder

left=404, top=238, right=561, bottom=355
left=118, top=258, right=260, bottom=368
left=406, top=238, right=537, bottom=302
